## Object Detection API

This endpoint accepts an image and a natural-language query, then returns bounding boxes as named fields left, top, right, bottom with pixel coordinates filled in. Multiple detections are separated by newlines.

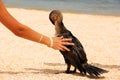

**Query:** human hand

left=50, top=36, right=74, bottom=51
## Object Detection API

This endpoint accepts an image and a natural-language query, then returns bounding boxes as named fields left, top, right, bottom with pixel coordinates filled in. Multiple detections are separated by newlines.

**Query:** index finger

left=62, top=38, right=72, bottom=42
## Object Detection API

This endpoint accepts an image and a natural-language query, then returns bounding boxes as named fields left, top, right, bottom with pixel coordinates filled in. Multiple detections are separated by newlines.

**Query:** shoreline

left=7, top=7, right=120, bottom=17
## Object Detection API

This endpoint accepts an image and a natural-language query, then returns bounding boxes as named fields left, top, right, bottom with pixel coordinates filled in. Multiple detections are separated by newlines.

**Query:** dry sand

left=0, top=8, right=120, bottom=80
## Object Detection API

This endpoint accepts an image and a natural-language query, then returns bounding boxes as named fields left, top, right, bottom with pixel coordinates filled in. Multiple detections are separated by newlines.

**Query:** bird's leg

left=65, top=64, right=76, bottom=73
left=65, top=64, right=71, bottom=73
left=83, top=68, right=86, bottom=75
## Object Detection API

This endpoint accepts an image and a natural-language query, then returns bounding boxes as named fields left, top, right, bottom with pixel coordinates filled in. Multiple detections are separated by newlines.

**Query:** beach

left=0, top=8, right=120, bottom=80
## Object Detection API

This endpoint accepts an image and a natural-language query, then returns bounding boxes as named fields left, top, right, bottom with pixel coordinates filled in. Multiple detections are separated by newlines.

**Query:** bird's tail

left=82, top=63, right=108, bottom=77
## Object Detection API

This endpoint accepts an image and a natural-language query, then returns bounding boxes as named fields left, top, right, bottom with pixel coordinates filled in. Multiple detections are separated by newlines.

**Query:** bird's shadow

left=0, top=62, right=120, bottom=79
left=91, top=63, right=120, bottom=69
left=43, top=62, right=120, bottom=70
left=25, top=62, right=120, bottom=79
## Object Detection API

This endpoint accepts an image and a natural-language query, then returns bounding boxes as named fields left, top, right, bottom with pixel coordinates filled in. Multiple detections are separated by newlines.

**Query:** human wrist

left=38, top=34, right=54, bottom=48
left=40, top=35, right=50, bottom=47
left=49, top=37, right=53, bottom=48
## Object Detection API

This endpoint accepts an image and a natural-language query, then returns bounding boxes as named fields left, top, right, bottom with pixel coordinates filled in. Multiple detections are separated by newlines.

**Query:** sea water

left=3, top=0, right=120, bottom=16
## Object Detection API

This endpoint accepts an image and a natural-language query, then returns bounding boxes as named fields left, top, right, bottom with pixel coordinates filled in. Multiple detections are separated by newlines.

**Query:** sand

left=0, top=8, right=120, bottom=80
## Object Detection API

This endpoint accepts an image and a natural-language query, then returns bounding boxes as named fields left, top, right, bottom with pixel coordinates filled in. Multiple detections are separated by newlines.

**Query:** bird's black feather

left=49, top=10, right=108, bottom=78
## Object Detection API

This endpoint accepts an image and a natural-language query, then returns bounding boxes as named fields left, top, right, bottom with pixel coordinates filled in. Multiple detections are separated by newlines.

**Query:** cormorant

left=49, top=10, right=108, bottom=77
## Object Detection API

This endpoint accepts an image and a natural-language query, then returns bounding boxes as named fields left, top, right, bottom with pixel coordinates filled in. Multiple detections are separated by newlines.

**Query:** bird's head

left=49, top=10, right=63, bottom=25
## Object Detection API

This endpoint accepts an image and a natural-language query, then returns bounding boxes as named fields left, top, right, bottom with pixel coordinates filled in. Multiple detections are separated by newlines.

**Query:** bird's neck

left=55, top=21, right=67, bottom=36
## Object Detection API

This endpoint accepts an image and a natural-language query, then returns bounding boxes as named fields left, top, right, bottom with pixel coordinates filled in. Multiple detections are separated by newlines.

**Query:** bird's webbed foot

left=65, top=64, right=76, bottom=74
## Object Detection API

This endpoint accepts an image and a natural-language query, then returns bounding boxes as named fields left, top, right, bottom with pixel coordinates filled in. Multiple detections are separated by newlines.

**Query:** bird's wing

left=72, top=35, right=87, bottom=63
left=59, top=31, right=87, bottom=63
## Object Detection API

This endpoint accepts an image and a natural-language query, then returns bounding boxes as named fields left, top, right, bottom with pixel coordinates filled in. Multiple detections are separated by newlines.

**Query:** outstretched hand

left=51, top=36, right=74, bottom=51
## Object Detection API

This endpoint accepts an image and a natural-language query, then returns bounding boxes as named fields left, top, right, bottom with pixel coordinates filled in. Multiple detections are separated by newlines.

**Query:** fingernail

left=68, top=49, right=70, bottom=51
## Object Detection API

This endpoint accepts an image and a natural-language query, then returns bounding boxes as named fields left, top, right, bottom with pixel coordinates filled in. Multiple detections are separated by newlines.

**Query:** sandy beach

left=0, top=8, right=120, bottom=80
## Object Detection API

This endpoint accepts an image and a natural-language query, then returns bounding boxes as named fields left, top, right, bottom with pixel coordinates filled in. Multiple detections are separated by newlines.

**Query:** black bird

left=49, top=10, right=108, bottom=77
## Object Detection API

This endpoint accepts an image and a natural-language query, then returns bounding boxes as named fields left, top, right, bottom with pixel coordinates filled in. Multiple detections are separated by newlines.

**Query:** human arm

left=0, top=0, right=74, bottom=51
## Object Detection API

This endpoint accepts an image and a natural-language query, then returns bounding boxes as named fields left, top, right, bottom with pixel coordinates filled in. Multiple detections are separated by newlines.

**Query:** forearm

left=0, top=0, right=74, bottom=51
left=0, top=12, right=50, bottom=46
left=14, top=24, right=50, bottom=46
left=16, top=24, right=50, bottom=46
left=0, top=0, right=50, bottom=46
